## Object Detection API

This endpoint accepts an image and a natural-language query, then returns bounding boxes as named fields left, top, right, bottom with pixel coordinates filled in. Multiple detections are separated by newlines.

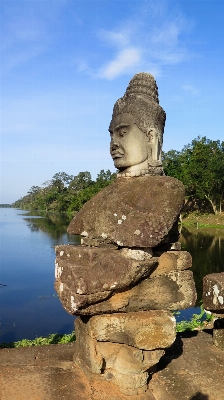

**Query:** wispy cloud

left=93, top=2, right=194, bottom=80
left=99, top=48, right=142, bottom=80
left=98, top=29, right=130, bottom=48
left=182, top=84, right=199, bottom=96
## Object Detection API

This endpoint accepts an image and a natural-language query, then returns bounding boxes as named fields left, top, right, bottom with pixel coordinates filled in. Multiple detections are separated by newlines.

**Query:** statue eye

left=119, top=129, right=126, bottom=137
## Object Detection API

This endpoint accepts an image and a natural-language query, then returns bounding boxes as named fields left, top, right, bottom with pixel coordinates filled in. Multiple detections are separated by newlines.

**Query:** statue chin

left=114, top=159, right=165, bottom=178
left=117, top=160, right=148, bottom=173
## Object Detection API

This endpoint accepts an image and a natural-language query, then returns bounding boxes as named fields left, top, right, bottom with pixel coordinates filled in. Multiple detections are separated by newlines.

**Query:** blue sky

left=1, top=0, right=224, bottom=203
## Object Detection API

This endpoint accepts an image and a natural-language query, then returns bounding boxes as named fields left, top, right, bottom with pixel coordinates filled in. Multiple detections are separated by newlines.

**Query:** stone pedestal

left=73, top=313, right=172, bottom=395
left=203, top=272, right=224, bottom=351
left=213, top=319, right=224, bottom=351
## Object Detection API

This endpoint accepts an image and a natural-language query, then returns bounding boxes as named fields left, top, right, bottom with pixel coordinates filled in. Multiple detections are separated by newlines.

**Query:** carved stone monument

left=55, top=73, right=196, bottom=396
left=203, top=272, right=224, bottom=351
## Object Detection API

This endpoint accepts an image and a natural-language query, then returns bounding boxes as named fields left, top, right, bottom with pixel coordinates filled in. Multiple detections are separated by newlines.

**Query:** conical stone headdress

left=111, top=72, right=166, bottom=139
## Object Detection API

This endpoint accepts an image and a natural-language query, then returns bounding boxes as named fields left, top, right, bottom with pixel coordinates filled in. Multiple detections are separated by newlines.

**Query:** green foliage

left=175, top=304, right=214, bottom=332
left=0, top=331, right=76, bottom=348
left=163, top=136, right=224, bottom=214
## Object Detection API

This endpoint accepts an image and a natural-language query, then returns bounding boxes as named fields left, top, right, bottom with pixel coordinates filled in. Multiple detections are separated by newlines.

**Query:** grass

left=182, top=212, right=224, bottom=229
left=0, top=331, right=76, bottom=349
left=183, top=221, right=224, bottom=229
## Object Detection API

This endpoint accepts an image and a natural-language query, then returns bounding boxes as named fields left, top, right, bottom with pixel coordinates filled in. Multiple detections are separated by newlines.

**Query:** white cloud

left=182, top=84, right=199, bottom=96
left=99, top=48, right=142, bottom=80
left=92, top=2, right=194, bottom=80
left=98, top=29, right=130, bottom=47
left=151, top=24, right=180, bottom=47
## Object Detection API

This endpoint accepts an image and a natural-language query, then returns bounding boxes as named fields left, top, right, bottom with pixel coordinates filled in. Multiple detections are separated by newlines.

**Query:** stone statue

left=55, top=72, right=197, bottom=397
left=109, top=72, right=166, bottom=177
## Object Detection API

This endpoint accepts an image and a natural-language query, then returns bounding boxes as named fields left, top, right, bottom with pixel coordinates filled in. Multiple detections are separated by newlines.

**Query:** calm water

left=0, top=208, right=79, bottom=344
left=0, top=208, right=224, bottom=344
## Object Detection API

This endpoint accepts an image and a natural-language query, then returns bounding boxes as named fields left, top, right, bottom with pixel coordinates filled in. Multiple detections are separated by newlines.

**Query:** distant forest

left=12, top=136, right=224, bottom=216
left=12, top=170, right=117, bottom=218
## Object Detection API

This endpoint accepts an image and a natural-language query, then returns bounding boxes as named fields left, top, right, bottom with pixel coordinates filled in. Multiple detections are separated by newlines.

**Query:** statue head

left=109, top=73, right=166, bottom=177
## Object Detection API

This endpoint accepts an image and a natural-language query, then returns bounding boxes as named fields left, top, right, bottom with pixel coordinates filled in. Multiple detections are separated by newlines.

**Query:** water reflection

left=0, top=209, right=79, bottom=344
left=22, top=211, right=80, bottom=244
left=180, top=226, right=224, bottom=306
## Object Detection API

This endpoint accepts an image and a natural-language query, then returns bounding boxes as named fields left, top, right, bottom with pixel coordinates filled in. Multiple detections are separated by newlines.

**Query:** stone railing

left=203, top=272, right=224, bottom=351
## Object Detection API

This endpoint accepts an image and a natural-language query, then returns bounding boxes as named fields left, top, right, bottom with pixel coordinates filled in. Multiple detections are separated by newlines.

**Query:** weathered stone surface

left=75, top=318, right=164, bottom=374
left=81, top=237, right=118, bottom=249
left=76, top=270, right=196, bottom=315
left=78, top=311, right=176, bottom=350
left=213, top=318, right=224, bottom=351
left=54, top=279, right=111, bottom=312
left=110, top=73, right=166, bottom=179
left=150, top=251, right=192, bottom=277
left=74, top=348, right=150, bottom=397
left=97, top=341, right=164, bottom=374
left=55, top=244, right=157, bottom=311
left=67, top=175, right=185, bottom=248
left=74, top=316, right=165, bottom=396
left=103, top=369, right=149, bottom=396
left=203, top=273, right=224, bottom=311
left=149, top=330, right=224, bottom=400
left=2, top=330, right=224, bottom=400
left=75, top=315, right=102, bottom=374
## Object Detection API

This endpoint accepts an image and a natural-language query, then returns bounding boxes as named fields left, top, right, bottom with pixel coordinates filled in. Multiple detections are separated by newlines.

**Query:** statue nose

left=111, top=142, right=119, bottom=150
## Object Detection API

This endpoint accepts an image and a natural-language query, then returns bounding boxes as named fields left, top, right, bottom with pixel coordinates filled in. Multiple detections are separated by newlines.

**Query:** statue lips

left=111, top=150, right=124, bottom=159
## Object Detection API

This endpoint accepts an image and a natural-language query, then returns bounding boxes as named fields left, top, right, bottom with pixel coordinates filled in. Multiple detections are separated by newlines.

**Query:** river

left=0, top=208, right=223, bottom=344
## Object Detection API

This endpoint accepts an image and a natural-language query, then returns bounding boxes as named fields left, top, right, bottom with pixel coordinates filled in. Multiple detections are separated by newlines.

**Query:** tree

left=163, top=137, right=224, bottom=214
left=162, top=150, right=183, bottom=181
left=27, top=186, right=42, bottom=195
left=96, top=169, right=117, bottom=188
left=68, top=172, right=92, bottom=192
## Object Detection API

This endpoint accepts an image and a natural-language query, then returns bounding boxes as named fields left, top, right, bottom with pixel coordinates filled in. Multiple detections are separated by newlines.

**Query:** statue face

left=109, top=113, right=148, bottom=172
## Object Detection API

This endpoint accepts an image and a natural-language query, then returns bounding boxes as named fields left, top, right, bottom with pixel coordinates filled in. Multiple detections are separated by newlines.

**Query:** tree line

left=12, top=137, right=224, bottom=216
left=11, top=170, right=116, bottom=217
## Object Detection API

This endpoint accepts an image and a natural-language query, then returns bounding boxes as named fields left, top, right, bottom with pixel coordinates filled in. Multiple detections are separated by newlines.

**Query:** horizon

left=1, top=0, right=224, bottom=203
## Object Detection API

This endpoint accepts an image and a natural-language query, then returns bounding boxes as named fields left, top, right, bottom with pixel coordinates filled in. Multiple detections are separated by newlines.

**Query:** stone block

left=113, top=346, right=164, bottom=375
left=74, top=318, right=165, bottom=396
left=96, top=341, right=164, bottom=374
left=213, top=318, right=224, bottom=351
left=55, top=245, right=156, bottom=294
left=81, top=311, right=176, bottom=350
left=67, top=175, right=185, bottom=248
left=54, top=279, right=111, bottom=312
left=78, top=270, right=197, bottom=315
left=81, top=237, right=118, bottom=249
left=55, top=245, right=156, bottom=311
left=203, top=273, right=224, bottom=311
left=74, top=316, right=103, bottom=374
left=150, top=250, right=192, bottom=277
left=103, top=369, right=149, bottom=396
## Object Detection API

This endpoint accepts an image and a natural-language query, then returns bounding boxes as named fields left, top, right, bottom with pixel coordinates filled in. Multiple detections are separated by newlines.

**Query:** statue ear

left=146, top=128, right=154, bottom=142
